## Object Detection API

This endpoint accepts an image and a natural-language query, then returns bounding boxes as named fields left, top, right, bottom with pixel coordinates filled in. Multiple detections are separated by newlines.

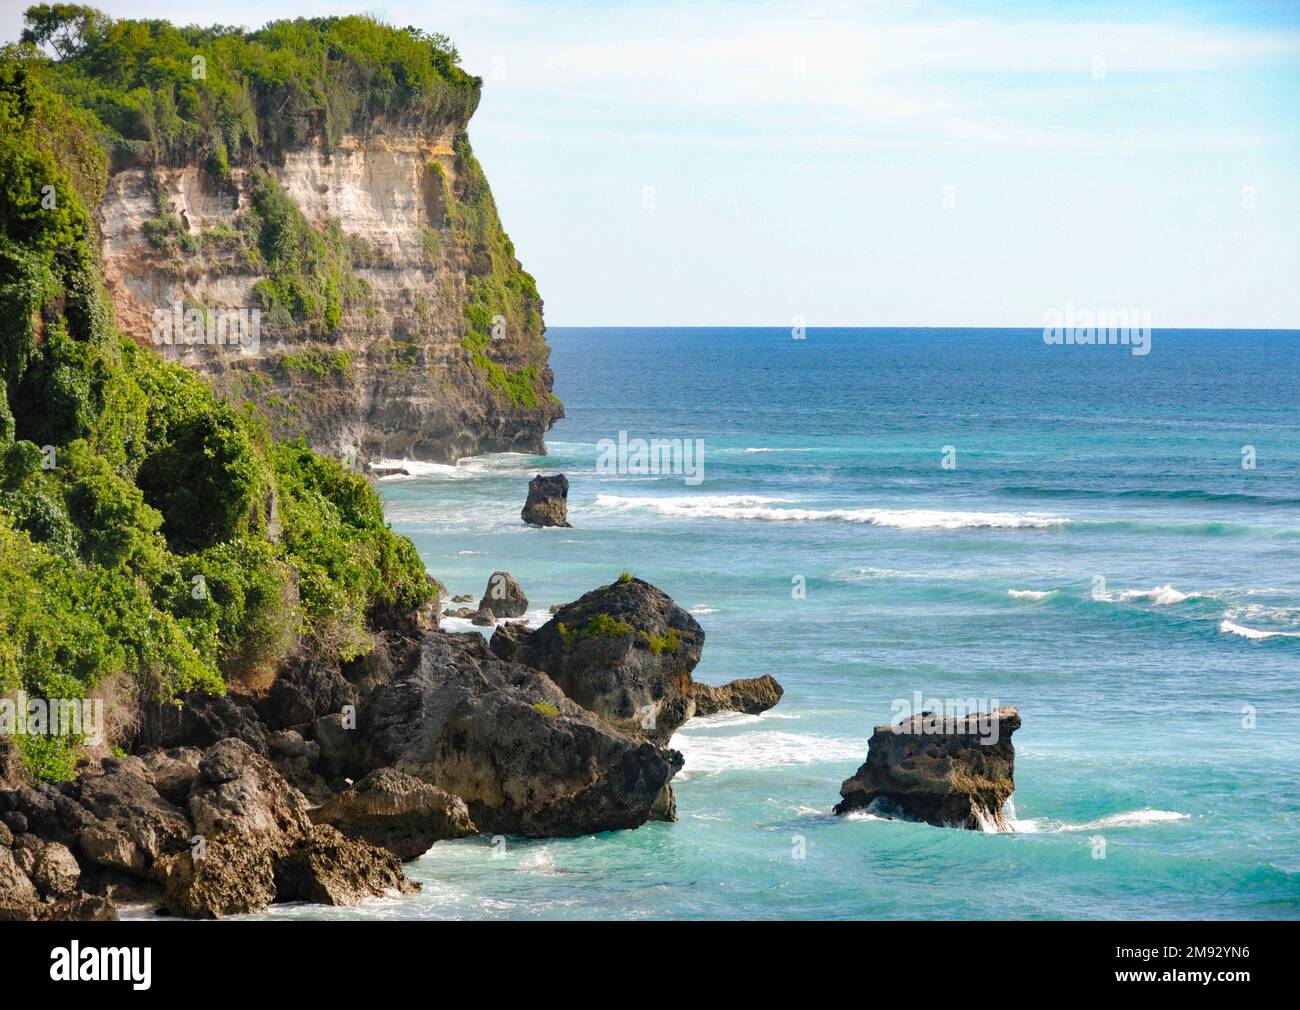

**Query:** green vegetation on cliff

left=19, top=5, right=479, bottom=170
left=0, top=20, right=437, bottom=780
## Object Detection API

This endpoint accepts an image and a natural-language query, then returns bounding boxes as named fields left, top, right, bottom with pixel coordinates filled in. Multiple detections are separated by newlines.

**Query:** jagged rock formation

left=692, top=674, right=785, bottom=717
left=96, top=110, right=562, bottom=467
left=834, top=708, right=1021, bottom=830
left=0, top=739, right=416, bottom=919
left=478, top=570, right=528, bottom=619
left=311, top=768, right=476, bottom=860
left=499, top=577, right=705, bottom=745
left=356, top=633, right=682, bottom=837
left=522, top=473, right=572, bottom=527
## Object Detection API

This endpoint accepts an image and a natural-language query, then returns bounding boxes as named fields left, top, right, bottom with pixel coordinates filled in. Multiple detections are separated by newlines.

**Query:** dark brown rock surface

left=834, top=707, right=1021, bottom=830
left=692, top=675, right=784, bottom=717
left=522, top=473, right=572, bottom=527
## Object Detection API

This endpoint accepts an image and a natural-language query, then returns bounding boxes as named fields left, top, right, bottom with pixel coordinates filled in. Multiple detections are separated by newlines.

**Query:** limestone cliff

left=95, top=109, right=561, bottom=466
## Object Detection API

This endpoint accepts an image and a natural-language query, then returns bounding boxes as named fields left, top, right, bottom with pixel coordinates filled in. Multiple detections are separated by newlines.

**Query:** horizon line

left=543, top=324, right=1300, bottom=332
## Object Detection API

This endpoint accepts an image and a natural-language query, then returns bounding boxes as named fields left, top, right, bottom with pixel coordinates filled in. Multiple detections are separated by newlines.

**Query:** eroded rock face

left=522, top=473, right=572, bottom=527
left=188, top=738, right=313, bottom=847
left=153, top=739, right=417, bottom=918
left=356, top=632, right=683, bottom=837
left=692, top=675, right=784, bottom=717
left=273, top=824, right=417, bottom=906
left=0, top=847, right=38, bottom=912
left=517, top=578, right=704, bottom=744
left=257, top=657, right=359, bottom=731
left=3, top=758, right=192, bottom=877
left=311, top=767, right=476, bottom=860
left=156, top=837, right=278, bottom=919
left=95, top=118, right=562, bottom=468
left=136, top=692, right=270, bottom=754
left=478, top=571, right=528, bottom=619
left=834, top=708, right=1021, bottom=830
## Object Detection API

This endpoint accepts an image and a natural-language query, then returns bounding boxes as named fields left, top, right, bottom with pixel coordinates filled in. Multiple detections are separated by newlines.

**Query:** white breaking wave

left=743, top=447, right=814, bottom=453
left=1219, top=620, right=1300, bottom=641
left=595, top=495, right=1067, bottom=530
left=670, top=726, right=864, bottom=778
left=374, top=453, right=538, bottom=481
left=1111, top=584, right=1198, bottom=606
left=1008, top=589, right=1056, bottom=600
left=689, top=606, right=720, bottom=615
left=1013, top=809, right=1189, bottom=833
left=441, top=607, right=552, bottom=636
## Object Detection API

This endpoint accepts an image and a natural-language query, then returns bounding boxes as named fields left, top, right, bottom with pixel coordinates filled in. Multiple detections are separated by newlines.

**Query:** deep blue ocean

left=297, top=328, right=1300, bottom=919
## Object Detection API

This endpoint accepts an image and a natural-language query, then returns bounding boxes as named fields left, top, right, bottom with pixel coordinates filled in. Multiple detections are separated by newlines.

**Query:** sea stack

left=522, top=473, right=572, bottom=527
left=692, top=675, right=784, bottom=716
left=478, top=571, right=528, bottom=619
left=834, top=707, right=1021, bottom=830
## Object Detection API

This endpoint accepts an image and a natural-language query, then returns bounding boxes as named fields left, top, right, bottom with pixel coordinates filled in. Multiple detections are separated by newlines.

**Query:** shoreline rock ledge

left=693, top=675, right=784, bottom=716
left=522, top=473, right=572, bottom=527
left=834, top=707, right=1021, bottom=831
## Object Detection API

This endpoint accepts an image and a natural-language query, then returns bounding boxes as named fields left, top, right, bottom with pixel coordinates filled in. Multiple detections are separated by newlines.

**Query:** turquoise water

left=314, top=328, right=1300, bottom=919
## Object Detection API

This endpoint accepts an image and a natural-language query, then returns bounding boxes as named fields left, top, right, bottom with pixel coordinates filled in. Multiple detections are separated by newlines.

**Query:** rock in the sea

left=356, top=632, right=683, bottom=837
left=470, top=608, right=497, bottom=627
left=156, top=836, right=278, bottom=918
left=518, top=577, right=704, bottom=744
left=834, top=707, right=1021, bottom=830
left=311, top=767, right=476, bottom=860
left=692, top=675, right=784, bottom=716
left=273, top=824, right=418, bottom=906
left=522, top=473, right=572, bottom=527
left=478, top=570, right=528, bottom=618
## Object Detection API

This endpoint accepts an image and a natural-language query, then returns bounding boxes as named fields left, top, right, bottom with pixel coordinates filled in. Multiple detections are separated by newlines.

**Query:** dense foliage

left=18, top=4, right=479, bottom=169
left=0, top=20, right=437, bottom=779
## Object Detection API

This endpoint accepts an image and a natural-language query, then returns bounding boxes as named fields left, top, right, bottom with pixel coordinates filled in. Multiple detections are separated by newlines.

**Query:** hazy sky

left=3, top=0, right=1298, bottom=327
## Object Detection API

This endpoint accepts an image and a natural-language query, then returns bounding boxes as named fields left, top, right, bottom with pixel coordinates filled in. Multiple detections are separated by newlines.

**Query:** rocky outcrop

left=478, top=570, right=528, bottom=619
left=834, top=708, right=1021, bottom=830
left=522, top=473, right=572, bottom=527
left=1, top=576, right=714, bottom=918
left=512, top=578, right=704, bottom=744
left=692, top=675, right=784, bottom=717
left=488, top=620, right=532, bottom=663
left=0, top=739, right=417, bottom=920
left=136, top=691, right=271, bottom=754
left=256, top=657, right=359, bottom=731
left=356, top=632, right=683, bottom=836
left=273, top=824, right=417, bottom=906
left=95, top=114, right=562, bottom=467
left=311, top=767, right=476, bottom=860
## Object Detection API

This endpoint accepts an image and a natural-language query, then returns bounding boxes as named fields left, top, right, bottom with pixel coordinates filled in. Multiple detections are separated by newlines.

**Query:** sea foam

left=1219, top=620, right=1300, bottom=641
left=595, top=495, right=1067, bottom=530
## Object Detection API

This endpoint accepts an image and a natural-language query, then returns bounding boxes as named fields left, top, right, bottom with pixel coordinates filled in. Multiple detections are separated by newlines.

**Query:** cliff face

left=95, top=113, right=561, bottom=466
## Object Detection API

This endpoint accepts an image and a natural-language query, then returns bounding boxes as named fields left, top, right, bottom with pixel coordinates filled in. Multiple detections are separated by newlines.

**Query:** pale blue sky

left=3, top=0, right=1298, bottom=327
